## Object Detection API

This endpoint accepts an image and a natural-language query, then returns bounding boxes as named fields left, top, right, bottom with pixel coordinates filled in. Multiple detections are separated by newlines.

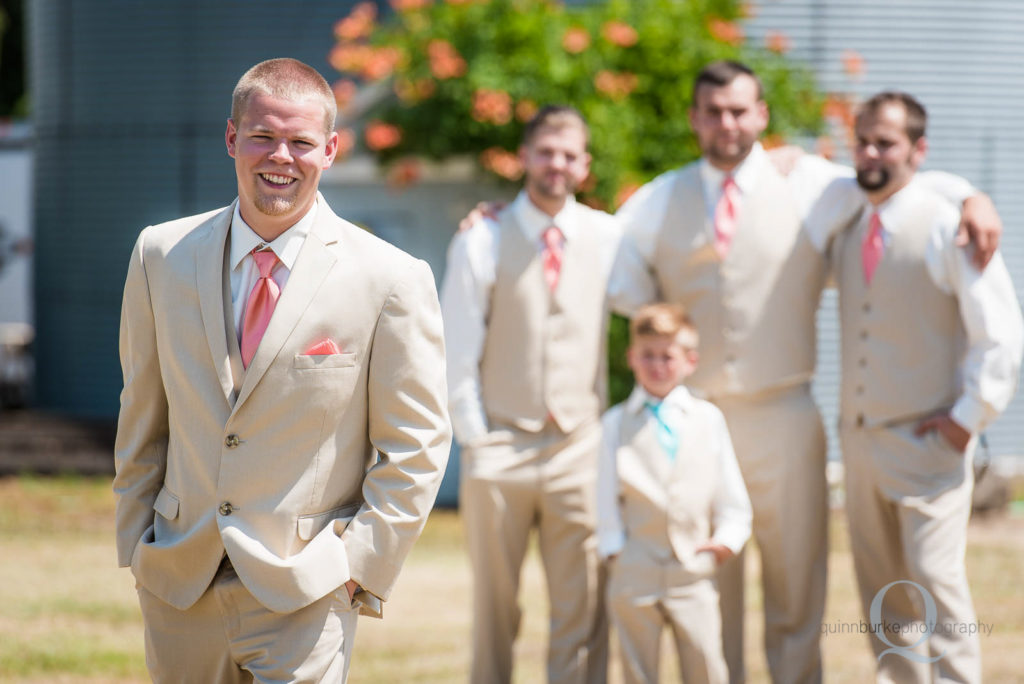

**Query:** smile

left=260, top=173, right=296, bottom=186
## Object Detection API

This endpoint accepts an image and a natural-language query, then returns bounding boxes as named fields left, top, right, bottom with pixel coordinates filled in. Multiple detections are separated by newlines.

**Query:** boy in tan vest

left=597, top=303, right=752, bottom=684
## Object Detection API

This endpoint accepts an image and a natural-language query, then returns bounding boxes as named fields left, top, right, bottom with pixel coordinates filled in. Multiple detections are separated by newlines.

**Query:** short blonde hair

left=231, top=58, right=337, bottom=136
left=629, top=303, right=699, bottom=350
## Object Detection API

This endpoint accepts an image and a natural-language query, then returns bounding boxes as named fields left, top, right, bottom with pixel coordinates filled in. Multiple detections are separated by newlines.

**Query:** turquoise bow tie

left=644, top=400, right=678, bottom=461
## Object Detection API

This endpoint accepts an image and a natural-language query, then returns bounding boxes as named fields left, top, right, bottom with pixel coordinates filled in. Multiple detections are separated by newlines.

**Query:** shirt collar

left=699, top=141, right=765, bottom=196
left=869, top=174, right=926, bottom=233
left=512, top=190, right=579, bottom=244
left=229, top=199, right=318, bottom=272
left=624, top=383, right=695, bottom=415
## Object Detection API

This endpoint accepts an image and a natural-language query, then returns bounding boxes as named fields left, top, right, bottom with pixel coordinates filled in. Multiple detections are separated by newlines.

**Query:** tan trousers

left=607, top=562, right=727, bottom=684
left=713, top=383, right=828, bottom=684
left=136, top=560, right=359, bottom=683
left=841, top=422, right=980, bottom=684
left=460, top=419, right=608, bottom=684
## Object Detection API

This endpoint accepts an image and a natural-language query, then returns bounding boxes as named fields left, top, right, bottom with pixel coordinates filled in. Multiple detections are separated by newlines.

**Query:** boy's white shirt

left=596, top=384, right=753, bottom=559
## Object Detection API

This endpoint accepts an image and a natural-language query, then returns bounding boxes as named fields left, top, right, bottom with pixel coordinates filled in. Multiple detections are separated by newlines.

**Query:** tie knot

left=722, top=175, right=737, bottom=191
left=644, top=400, right=662, bottom=416
left=252, top=249, right=279, bottom=278
left=869, top=211, right=883, bottom=236
left=542, top=225, right=563, bottom=250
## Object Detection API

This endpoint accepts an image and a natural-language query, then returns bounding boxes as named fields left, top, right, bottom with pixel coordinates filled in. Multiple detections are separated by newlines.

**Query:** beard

left=856, top=166, right=891, bottom=191
left=253, top=192, right=296, bottom=217
left=704, top=137, right=755, bottom=169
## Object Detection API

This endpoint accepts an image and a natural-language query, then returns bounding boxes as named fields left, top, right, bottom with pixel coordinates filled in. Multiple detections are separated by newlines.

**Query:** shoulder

left=601, top=402, right=627, bottom=431
left=137, top=205, right=230, bottom=254
left=574, top=201, right=621, bottom=239
left=905, top=180, right=960, bottom=239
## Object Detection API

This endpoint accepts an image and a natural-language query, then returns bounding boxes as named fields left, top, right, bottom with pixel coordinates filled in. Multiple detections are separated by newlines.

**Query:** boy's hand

left=695, top=542, right=734, bottom=566
left=458, top=201, right=505, bottom=232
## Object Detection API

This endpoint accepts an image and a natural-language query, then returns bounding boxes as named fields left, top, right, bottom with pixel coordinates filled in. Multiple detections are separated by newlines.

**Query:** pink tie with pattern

left=542, top=225, right=564, bottom=292
left=862, top=212, right=884, bottom=286
left=240, top=249, right=281, bottom=368
left=714, top=175, right=739, bottom=258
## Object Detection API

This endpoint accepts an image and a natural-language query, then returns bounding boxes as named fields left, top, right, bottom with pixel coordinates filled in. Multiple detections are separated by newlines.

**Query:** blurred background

left=1, top=0, right=1023, bottom=511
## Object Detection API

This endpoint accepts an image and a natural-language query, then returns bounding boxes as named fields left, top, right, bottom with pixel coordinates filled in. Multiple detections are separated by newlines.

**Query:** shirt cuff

left=950, top=396, right=990, bottom=436
left=711, top=525, right=751, bottom=555
left=598, top=530, right=626, bottom=559
left=450, top=405, right=489, bottom=447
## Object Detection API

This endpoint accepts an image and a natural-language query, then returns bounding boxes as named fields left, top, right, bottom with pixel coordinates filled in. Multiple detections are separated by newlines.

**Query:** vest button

left=858, top=358, right=867, bottom=368
left=860, top=330, right=869, bottom=341
left=856, top=413, right=865, bottom=427
left=856, top=385, right=864, bottom=395
left=225, top=434, right=240, bottom=448
left=218, top=502, right=235, bottom=516
left=862, top=302, right=871, bottom=313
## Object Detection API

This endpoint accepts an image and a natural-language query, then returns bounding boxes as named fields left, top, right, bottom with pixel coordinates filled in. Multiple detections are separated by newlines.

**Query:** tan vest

left=652, top=164, right=826, bottom=398
left=833, top=205, right=962, bottom=428
left=615, top=405, right=717, bottom=567
left=479, top=207, right=607, bottom=433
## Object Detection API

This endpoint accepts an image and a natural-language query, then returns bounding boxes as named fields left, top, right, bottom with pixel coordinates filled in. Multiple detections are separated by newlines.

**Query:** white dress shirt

left=440, top=191, right=621, bottom=445
left=229, top=201, right=318, bottom=341
left=596, top=384, right=753, bottom=559
left=608, top=143, right=977, bottom=314
left=807, top=175, right=1024, bottom=434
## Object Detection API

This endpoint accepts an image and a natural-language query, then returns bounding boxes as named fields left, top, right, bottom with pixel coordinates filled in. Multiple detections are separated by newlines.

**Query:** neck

left=866, top=176, right=913, bottom=207
left=526, top=188, right=570, bottom=218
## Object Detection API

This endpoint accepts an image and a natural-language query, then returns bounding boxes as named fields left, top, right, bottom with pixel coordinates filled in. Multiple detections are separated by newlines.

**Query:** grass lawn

left=0, top=475, right=1021, bottom=682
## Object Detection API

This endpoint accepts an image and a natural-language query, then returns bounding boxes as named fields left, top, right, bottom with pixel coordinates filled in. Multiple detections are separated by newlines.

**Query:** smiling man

left=441, top=106, right=618, bottom=683
left=113, top=58, right=451, bottom=683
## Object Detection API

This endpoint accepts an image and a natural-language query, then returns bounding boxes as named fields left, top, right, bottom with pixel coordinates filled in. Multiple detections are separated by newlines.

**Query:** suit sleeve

left=112, top=230, right=169, bottom=567
left=341, top=257, right=453, bottom=605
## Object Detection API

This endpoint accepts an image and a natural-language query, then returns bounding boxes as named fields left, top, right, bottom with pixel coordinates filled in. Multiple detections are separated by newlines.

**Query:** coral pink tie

left=542, top=225, right=564, bottom=292
left=714, top=175, right=739, bottom=258
left=240, top=249, right=281, bottom=368
left=862, top=212, right=884, bottom=286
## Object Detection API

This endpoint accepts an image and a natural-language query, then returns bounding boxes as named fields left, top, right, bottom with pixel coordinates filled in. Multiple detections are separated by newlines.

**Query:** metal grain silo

left=745, top=0, right=1024, bottom=465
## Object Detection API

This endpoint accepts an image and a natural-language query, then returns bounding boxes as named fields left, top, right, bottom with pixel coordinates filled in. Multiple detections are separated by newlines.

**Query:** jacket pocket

left=296, top=502, right=362, bottom=541
left=293, top=352, right=357, bottom=370
left=153, top=487, right=180, bottom=520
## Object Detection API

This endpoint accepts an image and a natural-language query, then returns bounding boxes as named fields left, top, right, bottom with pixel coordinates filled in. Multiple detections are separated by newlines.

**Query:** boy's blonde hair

left=231, top=58, right=337, bottom=137
left=630, top=303, right=699, bottom=350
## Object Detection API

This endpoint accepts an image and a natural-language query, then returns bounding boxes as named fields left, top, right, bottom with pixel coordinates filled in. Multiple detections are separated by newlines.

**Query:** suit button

left=218, top=502, right=235, bottom=516
left=856, top=414, right=865, bottom=427
left=225, top=434, right=240, bottom=448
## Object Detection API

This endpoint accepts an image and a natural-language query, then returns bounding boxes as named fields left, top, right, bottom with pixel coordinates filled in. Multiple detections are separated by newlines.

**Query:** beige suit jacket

left=114, top=196, right=451, bottom=616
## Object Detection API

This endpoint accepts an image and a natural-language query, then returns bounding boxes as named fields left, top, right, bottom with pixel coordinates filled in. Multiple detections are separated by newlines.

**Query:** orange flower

left=472, top=89, right=513, bottom=125
left=361, top=46, right=403, bottom=81
left=333, top=2, right=377, bottom=41
left=602, top=21, right=638, bottom=47
left=765, top=30, right=791, bottom=54
left=428, top=40, right=467, bottom=79
left=594, top=70, right=638, bottom=100
left=515, top=99, right=539, bottom=123
left=562, top=27, right=591, bottom=54
left=365, top=121, right=403, bottom=150
left=329, top=43, right=373, bottom=73
left=823, top=94, right=855, bottom=129
left=708, top=18, right=744, bottom=46
left=336, top=128, right=356, bottom=159
left=480, top=147, right=523, bottom=180
left=332, top=79, right=358, bottom=110
left=390, top=0, right=430, bottom=11
left=841, top=50, right=865, bottom=78
left=387, top=157, right=422, bottom=188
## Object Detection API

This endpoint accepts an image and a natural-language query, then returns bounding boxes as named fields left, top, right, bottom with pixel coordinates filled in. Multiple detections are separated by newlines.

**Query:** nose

left=719, top=112, right=737, bottom=130
left=268, top=141, right=293, bottom=163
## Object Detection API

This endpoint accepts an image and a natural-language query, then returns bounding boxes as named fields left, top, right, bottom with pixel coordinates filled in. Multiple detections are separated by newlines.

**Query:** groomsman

left=441, top=106, right=617, bottom=683
left=608, top=60, right=1003, bottom=684
left=808, top=91, right=1022, bottom=683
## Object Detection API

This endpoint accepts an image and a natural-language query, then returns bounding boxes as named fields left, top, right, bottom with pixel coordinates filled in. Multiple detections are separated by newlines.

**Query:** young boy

left=597, top=303, right=752, bottom=684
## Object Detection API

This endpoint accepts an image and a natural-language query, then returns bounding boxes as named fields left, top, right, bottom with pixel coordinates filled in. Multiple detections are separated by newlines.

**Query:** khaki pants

left=713, top=383, right=828, bottom=684
left=137, top=560, right=359, bottom=683
left=841, top=422, right=980, bottom=684
left=460, top=419, right=608, bottom=684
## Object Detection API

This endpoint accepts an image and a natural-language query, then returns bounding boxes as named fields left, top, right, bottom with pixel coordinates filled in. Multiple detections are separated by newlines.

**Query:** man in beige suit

left=609, top=61, right=1003, bottom=684
left=114, top=58, right=451, bottom=683
left=808, top=91, right=1022, bottom=683
left=441, top=106, right=617, bottom=683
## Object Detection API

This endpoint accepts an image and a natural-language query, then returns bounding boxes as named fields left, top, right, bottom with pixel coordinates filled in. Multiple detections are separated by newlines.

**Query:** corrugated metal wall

left=29, top=0, right=367, bottom=417
left=745, top=0, right=1024, bottom=462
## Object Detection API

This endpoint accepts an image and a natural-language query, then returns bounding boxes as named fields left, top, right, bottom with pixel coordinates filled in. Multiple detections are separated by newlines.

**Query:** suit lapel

left=196, top=205, right=236, bottom=409
left=232, top=202, right=340, bottom=412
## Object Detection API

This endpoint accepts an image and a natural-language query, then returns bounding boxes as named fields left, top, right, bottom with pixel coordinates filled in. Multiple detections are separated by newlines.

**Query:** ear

left=225, top=119, right=238, bottom=158
left=756, top=99, right=770, bottom=133
left=685, top=348, right=700, bottom=366
left=911, top=135, right=928, bottom=168
left=323, top=130, right=340, bottom=169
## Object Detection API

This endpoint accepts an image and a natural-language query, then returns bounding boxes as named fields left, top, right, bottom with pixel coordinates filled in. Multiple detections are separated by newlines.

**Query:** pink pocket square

left=304, top=338, right=342, bottom=356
